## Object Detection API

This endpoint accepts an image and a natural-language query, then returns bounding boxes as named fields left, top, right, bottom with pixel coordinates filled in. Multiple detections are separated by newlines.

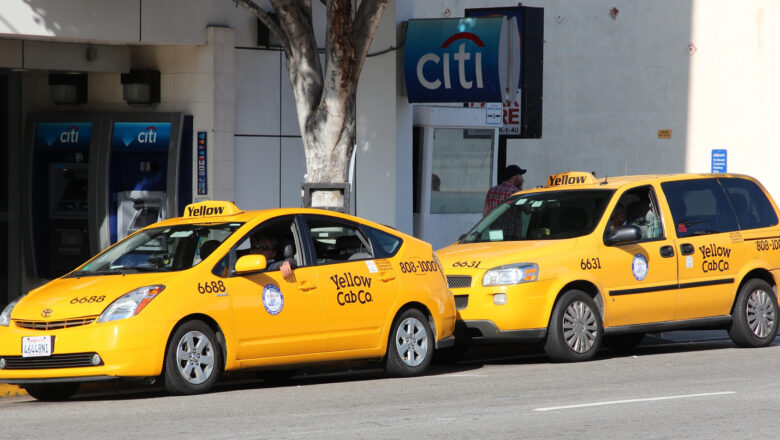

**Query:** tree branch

left=230, top=0, right=290, bottom=52
left=352, top=0, right=389, bottom=94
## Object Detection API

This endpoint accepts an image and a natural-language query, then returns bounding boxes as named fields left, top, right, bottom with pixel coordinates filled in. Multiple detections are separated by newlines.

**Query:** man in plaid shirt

left=483, top=165, right=527, bottom=216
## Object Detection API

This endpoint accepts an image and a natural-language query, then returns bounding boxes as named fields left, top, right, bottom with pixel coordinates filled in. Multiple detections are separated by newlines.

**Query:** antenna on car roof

left=601, top=174, right=609, bottom=185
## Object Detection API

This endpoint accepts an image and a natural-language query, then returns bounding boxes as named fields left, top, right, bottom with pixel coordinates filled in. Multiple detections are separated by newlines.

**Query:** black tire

left=385, top=309, right=434, bottom=377
left=729, top=279, right=778, bottom=347
left=604, top=332, right=645, bottom=355
left=24, top=383, right=80, bottom=401
left=164, top=320, right=222, bottom=395
left=544, top=290, right=603, bottom=362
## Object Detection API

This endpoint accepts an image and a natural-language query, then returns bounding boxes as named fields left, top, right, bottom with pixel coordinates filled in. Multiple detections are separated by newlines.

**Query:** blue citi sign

left=404, top=17, right=504, bottom=103
left=111, top=122, right=172, bottom=151
left=34, top=122, right=92, bottom=150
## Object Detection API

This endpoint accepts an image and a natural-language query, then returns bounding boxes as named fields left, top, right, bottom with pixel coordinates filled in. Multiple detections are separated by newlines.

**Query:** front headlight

left=98, top=285, right=165, bottom=323
left=482, top=263, right=539, bottom=286
left=0, top=297, right=21, bottom=327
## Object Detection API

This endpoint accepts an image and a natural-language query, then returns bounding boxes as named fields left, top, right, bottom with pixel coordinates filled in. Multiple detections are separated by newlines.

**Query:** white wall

left=415, top=1, right=780, bottom=203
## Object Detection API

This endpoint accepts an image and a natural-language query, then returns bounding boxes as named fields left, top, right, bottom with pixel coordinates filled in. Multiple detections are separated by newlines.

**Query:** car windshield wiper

left=68, top=269, right=127, bottom=278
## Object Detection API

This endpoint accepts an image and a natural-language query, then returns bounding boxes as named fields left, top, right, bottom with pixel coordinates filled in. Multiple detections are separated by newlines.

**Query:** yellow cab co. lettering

left=330, top=272, right=373, bottom=305
left=700, top=243, right=731, bottom=272
left=187, top=205, right=224, bottom=216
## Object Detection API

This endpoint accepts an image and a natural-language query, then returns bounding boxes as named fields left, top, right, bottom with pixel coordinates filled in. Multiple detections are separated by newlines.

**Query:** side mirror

left=604, top=224, right=642, bottom=246
left=235, top=254, right=267, bottom=274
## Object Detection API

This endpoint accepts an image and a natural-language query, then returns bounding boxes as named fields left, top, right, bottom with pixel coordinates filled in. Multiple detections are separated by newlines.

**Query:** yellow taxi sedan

left=438, top=171, right=780, bottom=361
left=0, top=201, right=455, bottom=400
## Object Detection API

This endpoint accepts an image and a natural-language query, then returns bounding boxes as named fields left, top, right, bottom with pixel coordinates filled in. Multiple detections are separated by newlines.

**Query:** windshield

left=460, top=190, right=614, bottom=243
left=69, top=222, right=244, bottom=276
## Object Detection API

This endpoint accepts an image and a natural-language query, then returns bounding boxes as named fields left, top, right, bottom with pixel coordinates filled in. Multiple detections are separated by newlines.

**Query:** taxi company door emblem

left=632, top=254, right=649, bottom=281
left=262, top=284, right=284, bottom=315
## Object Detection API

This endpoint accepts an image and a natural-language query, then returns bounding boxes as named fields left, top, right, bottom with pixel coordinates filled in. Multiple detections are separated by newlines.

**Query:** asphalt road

left=2, top=331, right=779, bottom=439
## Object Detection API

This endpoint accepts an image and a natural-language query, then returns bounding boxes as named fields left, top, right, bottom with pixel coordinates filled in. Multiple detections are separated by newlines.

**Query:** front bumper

left=456, top=320, right=546, bottom=343
left=0, top=317, right=171, bottom=381
left=449, top=277, right=556, bottom=333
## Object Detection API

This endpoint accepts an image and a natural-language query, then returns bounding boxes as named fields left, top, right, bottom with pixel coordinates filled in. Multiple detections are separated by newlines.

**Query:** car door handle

left=660, top=245, right=675, bottom=258
left=379, top=271, right=396, bottom=282
left=297, top=280, right=317, bottom=291
left=680, top=243, right=695, bottom=255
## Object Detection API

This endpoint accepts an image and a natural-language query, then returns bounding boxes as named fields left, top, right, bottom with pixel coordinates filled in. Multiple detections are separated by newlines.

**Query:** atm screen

left=49, top=163, right=88, bottom=218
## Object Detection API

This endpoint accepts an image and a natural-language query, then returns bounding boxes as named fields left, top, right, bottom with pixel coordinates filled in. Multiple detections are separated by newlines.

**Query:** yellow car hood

left=12, top=273, right=174, bottom=321
left=437, top=239, right=578, bottom=269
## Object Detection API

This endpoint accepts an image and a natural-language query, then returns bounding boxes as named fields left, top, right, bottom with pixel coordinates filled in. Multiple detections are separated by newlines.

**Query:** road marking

left=533, top=391, right=735, bottom=412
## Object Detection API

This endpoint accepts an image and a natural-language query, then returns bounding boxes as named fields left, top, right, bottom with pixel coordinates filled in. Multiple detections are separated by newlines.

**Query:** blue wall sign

left=197, top=131, right=207, bottom=195
left=711, top=149, right=727, bottom=173
left=466, top=7, right=524, bottom=89
left=111, top=122, right=171, bottom=151
left=34, top=122, right=92, bottom=150
left=404, top=17, right=504, bottom=103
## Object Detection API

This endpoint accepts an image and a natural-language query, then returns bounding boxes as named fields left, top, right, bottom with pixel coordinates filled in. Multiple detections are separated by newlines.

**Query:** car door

left=661, top=178, right=744, bottom=320
left=224, top=215, right=323, bottom=360
left=302, top=215, right=401, bottom=352
left=599, top=185, right=679, bottom=327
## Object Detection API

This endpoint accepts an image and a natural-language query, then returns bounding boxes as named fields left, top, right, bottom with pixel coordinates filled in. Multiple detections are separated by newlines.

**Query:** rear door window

left=661, top=178, right=739, bottom=237
left=718, top=178, right=778, bottom=230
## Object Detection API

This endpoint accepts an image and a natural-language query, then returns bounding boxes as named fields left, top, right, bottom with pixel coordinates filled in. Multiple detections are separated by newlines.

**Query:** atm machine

left=24, top=112, right=192, bottom=280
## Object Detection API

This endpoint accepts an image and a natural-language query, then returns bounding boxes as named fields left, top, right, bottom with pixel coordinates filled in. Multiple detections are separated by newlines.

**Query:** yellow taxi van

left=438, top=172, right=780, bottom=361
left=0, top=201, right=455, bottom=399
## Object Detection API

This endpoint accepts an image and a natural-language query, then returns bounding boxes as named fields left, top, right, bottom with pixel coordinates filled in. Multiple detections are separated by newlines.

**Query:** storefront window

left=430, top=128, right=493, bottom=214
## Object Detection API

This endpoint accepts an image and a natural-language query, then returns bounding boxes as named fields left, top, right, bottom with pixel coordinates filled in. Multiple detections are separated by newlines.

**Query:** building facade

left=1, top=0, right=780, bottom=306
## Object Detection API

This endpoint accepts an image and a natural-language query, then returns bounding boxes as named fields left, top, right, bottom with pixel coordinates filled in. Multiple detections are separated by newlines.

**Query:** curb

left=0, top=384, right=26, bottom=398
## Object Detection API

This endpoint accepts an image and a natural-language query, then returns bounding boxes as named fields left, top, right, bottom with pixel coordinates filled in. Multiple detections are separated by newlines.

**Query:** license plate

left=22, top=336, right=52, bottom=358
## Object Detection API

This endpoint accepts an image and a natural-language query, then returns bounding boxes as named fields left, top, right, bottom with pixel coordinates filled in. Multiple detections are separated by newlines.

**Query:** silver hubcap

left=175, top=330, right=215, bottom=385
left=562, top=300, right=598, bottom=353
left=747, top=289, right=775, bottom=338
left=394, top=317, right=429, bottom=367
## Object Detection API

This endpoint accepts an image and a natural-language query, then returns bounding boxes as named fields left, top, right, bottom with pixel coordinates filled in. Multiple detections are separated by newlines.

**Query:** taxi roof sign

left=183, top=201, right=242, bottom=218
left=545, top=172, right=599, bottom=188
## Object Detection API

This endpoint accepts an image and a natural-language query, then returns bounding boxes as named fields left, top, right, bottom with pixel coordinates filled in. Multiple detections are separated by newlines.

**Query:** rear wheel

left=24, top=383, right=80, bottom=401
left=164, top=320, right=222, bottom=395
left=385, top=309, right=434, bottom=377
left=544, top=290, right=603, bottom=362
left=729, top=279, right=778, bottom=347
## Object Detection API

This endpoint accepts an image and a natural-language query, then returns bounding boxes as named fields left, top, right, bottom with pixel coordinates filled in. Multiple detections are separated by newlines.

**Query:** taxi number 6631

left=580, top=257, right=602, bottom=270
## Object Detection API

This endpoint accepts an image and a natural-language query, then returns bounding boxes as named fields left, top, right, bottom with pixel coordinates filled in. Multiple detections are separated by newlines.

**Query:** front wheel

left=729, top=279, right=778, bottom=347
left=164, top=320, right=222, bottom=395
left=24, top=383, right=80, bottom=401
left=385, top=309, right=434, bottom=377
left=544, top=290, right=603, bottom=362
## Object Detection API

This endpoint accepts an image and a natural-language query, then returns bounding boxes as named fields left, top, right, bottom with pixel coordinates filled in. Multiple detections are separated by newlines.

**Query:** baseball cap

left=502, top=165, right=527, bottom=181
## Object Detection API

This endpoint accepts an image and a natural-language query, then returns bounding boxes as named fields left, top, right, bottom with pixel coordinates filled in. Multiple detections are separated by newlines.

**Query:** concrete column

left=206, top=26, right=236, bottom=202
left=356, top=0, right=413, bottom=233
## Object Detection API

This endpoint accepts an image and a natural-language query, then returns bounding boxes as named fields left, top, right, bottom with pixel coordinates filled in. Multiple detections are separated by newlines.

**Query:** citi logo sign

left=416, top=32, right=485, bottom=91
left=59, top=126, right=80, bottom=144
left=138, top=126, right=158, bottom=144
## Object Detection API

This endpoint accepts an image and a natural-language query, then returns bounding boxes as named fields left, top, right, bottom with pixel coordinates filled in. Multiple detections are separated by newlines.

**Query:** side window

left=719, top=178, right=778, bottom=230
left=364, top=226, right=403, bottom=258
left=661, top=179, right=739, bottom=237
left=229, top=217, right=301, bottom=275
left=604, top=186, right=663, bottom=242
left=306, top=217, right=373, bottom=264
